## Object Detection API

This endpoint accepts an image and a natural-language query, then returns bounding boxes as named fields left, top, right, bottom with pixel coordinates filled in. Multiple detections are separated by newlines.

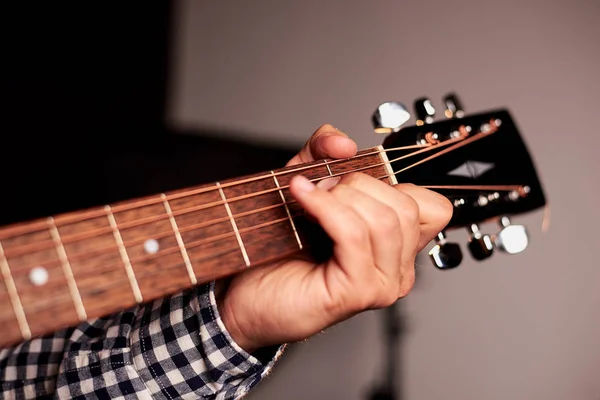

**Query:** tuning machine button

left=429, top=232, right=463, bottom=269
left=494, top=216, right=529, bottom=254
left=443, top=93, right=465, bottom=118
left=414, top=97, right=436, bottom=125
left=372, top=101, right=412, bottom=134
left=467, top=224, right=494, bottom=260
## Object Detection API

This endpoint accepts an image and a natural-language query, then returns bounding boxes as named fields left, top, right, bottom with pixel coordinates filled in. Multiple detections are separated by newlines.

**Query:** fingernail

left=316, top=176, right=340, bottom=190
left=293, top=175, right=316, bottom=192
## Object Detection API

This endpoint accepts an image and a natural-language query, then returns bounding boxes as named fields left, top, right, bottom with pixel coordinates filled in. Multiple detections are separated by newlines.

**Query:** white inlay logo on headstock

left=447, top=161, right=495, bottom=179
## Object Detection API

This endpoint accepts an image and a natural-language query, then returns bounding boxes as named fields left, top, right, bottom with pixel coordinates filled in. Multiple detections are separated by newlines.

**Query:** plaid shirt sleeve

left=0, top=281, right=286, bottom=400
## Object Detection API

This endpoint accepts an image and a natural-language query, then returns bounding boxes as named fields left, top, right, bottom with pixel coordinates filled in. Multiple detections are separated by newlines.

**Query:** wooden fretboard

left=0, top=147, right=395, bottom=348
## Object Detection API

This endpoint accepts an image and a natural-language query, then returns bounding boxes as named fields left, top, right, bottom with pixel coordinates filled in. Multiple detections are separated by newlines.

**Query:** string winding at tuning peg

left=429, top=232, right=463, bottom=269
left=372, top=101, right=411, bottom=134
left=467, top=224, right=494, bottom=260
left=494, top=216, right=529, bottom=254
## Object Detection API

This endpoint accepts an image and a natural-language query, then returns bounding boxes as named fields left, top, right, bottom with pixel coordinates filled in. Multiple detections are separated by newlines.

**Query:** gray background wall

left=167, top=1, right=600, bottom=399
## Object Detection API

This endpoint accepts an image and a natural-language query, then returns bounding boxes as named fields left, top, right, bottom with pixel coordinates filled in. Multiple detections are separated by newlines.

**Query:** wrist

left=215, top=281, right=258, bottom=353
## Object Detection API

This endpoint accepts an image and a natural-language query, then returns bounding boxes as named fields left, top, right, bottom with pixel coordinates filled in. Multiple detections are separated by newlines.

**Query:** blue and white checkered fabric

left=0, top=282, right=284, bottom=399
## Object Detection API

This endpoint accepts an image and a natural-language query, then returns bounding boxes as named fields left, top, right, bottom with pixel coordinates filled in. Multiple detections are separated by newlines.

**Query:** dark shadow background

left=0, top=3, right=296, bottom=226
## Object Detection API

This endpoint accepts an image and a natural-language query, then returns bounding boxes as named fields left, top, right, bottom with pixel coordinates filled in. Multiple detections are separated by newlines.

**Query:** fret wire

left=324, top=159, right=334, bottom=177
left=159, top=147, right=399, bottom=203
left=77, top=244, right=242, bottom=298
left=2, top=170, right=510, bottom=267
left=0, top=144, right=432, bottom=244
left=161, top=194, right=197, bottom=285
left=1, top=149, right=397, bottom=259
left=29, top=219, right=307, bottom=314
left=0, top=126, right=506, bottom=333
left=105, top=205, right=143, bottom=303
left=377, top=144, right=399, bottom=185
left=0, top=142, right=442, bottom=241
left=2, top=202, right=287, bottom=268
left=47, top=217, right=87, bottom=321
left=0, top=240, right=31, bottom=339
left=217, top=182, right=251, bottom=267
left=17, top=214, right=298, bottom=282
left=0, top=128, right=497, bottom=262
left=271, top=171, right=303, bottom=250
left=1, top=169, right=474, bottom=262
left=0, top=144, right=425, bottom=238
left=123, top=215, right=293, bottom=265
left=1, top=176, right=523, bottom=283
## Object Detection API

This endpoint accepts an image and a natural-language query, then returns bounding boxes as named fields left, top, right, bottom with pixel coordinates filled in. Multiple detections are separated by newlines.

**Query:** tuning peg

left=443, top=93, right=465, bottom=118
left=467, top=224, right=494, bottom=260
left=413, top=97, right=436, bottom=125
left=494, top=216, right=529, bottom=254
left=429, top=232, right=463, bottom=269
left=372, top=101, right=411, bottom=134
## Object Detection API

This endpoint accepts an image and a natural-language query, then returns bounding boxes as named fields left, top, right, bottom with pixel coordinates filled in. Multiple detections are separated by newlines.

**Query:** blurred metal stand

left=366, top=301, right=404, bottom=400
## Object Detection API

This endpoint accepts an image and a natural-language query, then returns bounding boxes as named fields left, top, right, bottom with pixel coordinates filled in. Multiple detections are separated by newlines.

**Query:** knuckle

left=336, top=209, right=369, bottom=244
left=355, top=273, right=402, bottom=310
left=368, top=285, right=401, bottom=309
left=344, top=223, right=369, bottom=246
left=372, top=206, right=400, bottom=233
left=330, top=182, right=351, bottom=196
left=437, top=195, right=454, bottom=224
left=344, top=264, right=416, bottom=313
left=397, top=266, right=416, bottom=298
left=397, top=195, right=420, bottom=225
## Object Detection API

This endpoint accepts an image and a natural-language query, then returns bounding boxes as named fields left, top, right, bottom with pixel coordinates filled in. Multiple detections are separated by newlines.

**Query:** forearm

left=131, top=282, right=286, bottom=399
left=1, top=282, right=285, bottom=400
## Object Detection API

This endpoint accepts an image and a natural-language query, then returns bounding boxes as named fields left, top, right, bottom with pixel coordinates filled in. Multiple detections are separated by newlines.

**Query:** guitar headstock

left=372, top=93, right=546, bottom=269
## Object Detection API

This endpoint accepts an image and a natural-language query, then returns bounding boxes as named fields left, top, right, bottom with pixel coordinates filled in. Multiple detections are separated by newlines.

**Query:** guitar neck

left=0, top=146, right=395, bottom=348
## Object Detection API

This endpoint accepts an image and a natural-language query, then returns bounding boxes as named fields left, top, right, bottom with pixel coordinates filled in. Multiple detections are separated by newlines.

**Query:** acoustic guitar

left=0, top=93, right=547, bottom=348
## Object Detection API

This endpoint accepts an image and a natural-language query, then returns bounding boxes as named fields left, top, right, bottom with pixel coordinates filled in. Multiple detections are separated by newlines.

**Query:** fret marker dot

left=29, top=266, right=49, bottom=286
left=144, top=239, right=159, bottom=254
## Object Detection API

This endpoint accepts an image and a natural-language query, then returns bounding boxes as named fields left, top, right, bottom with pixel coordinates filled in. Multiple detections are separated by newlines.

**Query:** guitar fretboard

left=0, top=147, right=395, bottom=348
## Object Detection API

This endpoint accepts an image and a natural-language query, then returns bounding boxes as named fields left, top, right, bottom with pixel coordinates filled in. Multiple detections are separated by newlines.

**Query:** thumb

left=286, top=124, right=357, bottom=166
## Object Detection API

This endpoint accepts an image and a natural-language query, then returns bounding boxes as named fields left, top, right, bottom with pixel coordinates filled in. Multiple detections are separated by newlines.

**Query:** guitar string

left=4, top=150, right=527, bottom=314
left=5, top=181, right=512, bottom=313
left=0, top=136, right=459, bottom=252
left=1, top=180, right=523, bottom=277
left=11, top=223, right=312, bottom=313
left=1, top=122, right=497, bottom=245
left=13, top=218, right=325, bottom=315
left=5, top=175, right=520, bottom=284
left=0, top=136, right=465, bottom=239
left=1, top=117, right=498, bottom=244
left=1, top=127, right=499, bottom=260
left=8, top=179, right=523, bottom=316
left=3, top=122, right=506, bottom=290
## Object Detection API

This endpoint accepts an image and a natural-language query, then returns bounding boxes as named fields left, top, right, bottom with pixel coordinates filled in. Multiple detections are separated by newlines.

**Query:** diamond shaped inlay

left=447, top=161, right=495, bottom=179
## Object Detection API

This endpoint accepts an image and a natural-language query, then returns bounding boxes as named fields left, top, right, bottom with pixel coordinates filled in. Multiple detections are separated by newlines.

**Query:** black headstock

left=372, top=93, right=546, bottom=269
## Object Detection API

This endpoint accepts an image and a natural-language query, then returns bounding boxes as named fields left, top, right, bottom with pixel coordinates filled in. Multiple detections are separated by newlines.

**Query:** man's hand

left=217, top=124, right=453, bottom=352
